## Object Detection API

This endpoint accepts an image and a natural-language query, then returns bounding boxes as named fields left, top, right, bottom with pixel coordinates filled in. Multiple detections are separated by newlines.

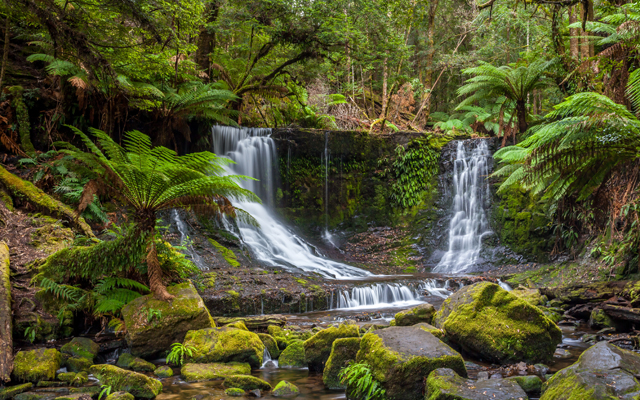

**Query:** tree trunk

left=380, top=57, right=388, bottom=120
left=146, top=239, right=173, bottom=301
left=569, top=6, right=579, bottom=60
left=516, top=99, right=527, bottom=135
left=421, top=0, right=439, bottom=123
left=0, top=17, right=10, bottom=94
left=0, top=241, right=12, bottom=383
left=195, top=1, right=220, bottom=80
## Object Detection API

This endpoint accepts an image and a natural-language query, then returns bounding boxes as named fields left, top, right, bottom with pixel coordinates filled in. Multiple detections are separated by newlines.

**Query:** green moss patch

left=208, top=238, right=240, bottom=267
left=183, top=326, right=265, bottom=368
left=153, top=366, right=173, bottom=378
left=129, top=358, right=155, bottom=372
left=13, top=348, right=62, bottom=382
left=394, top=303, right=436, bottom=326
left=257, top=333, right=280, bottom=359
left=279, top=340, right=306, bottom=368
left=224, top=388, right=245, bottom=397
left=0, top=383, right=32, bottom=400
left=273, top=380, right=300, bottom=397
left=323, top=337, right=361, bottom=389
left=60, top=337, right=99, bottom=362
left=223, top=375, right=271, bottom=391
left=304, top=324, right=359, bottom=371
left=89, top=364, right=162, bottom=399
left=180, top=362, right=251, bottom=382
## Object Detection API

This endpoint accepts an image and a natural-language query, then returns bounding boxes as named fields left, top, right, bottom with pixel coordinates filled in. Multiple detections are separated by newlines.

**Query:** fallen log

left=541, top=281, right=636, bottom=305
left=0, top=241, right=13, bottom=383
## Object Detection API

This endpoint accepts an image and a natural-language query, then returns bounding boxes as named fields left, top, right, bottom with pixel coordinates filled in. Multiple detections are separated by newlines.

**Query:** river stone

left=511, top=288, right=545, bottom=306
left=60, top=338, right=99, bottom=363
left=116, top=353, right=135, bottom=369
left=507, top=375, right=542, bottom=395
left=355, top=326, right=466, bottom=400
left=121, top=282, right=215, bottom=358
left=0, top=383, right=32, bottom=400
left=89, top=365, right=162, bottom=399
left=180, top=362, right=251, bottom=382
left=224, top=388, right=244, bottom=397
left=153, top=366, right=173, bottom=378
left=273, top=381, right=300, bottom=398
left=65, top=356, right=92, bottom=373
left=541, top=341, right=640, bottom=399
left=183, top=326, right=265, bottom=369
left=13, top=349, right=62, bottom=382
left=433, top=282, right=562, bottom=364
left=223, top=375, right=272, bottom=391
left=279, top=340, right=306, bottom=368
left=128, top=358, right=155, bottom=372
left=304, top=324, right=359, bottom=371
left=426, top=368, right=528, bottom=400
left=323, top=337, right=361, bottom=389
left=413, top=322, right=445, bottom=339
left=257, top=333, right=280, bottom=359
left=104, top=392, right=134, bottom=400
left=394, top=303, right=436, bottom=326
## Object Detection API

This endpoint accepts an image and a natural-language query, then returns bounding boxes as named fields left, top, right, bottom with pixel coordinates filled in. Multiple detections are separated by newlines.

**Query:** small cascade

left=211, top=126, right=371, bottom=279
left=171, top=210, right=207, bottom=270
left=261, top=347, right=278, bottom=368
left=434, top=140, right=492, bottom=274
left=332, top=279, right=453, bottom=310
left=321, top=132, right=337, bottom=248
left=497, top=279, right=512, bottom=291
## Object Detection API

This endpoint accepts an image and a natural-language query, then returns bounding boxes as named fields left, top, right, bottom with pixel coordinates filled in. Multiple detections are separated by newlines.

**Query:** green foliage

left=166, top=343, right=195, bottom=366
left=98, top=385, right=112, bottom=400
left=339, top=362, right=386, bottom=400
left=8, top=86, right=35, bottom=156
left=389, top=136, right=439, bottom=208
left=24, top=326, right=37, bottom=344
left=145, top=308, right=162, bottom=323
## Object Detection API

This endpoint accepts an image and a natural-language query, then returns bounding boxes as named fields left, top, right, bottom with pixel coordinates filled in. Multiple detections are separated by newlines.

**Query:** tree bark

left=195, top=1, right=220, bottom=80
left=0, top=17, right=10, bottom=94
left=421, top=0, right=439, bottom=123
left=0, top=241, right=12, bottom=383
left=516, top=99, right=527, bottom=135
left=569, top=6, right=579, bottom=60
left=146, top=239, right=173, bottom=301
left=380, top=57, right=388, bottom=120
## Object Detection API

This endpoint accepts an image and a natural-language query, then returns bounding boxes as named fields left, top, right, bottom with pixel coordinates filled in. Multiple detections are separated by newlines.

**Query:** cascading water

left=434, top=140, right=492, bottom=274
left=171, top=209, right=207, bottom=270
left=261, top=347, right=278, bottom=368
left=211, top=126, right=371, bottom=279
left=321, top=132, right=337, bottom=248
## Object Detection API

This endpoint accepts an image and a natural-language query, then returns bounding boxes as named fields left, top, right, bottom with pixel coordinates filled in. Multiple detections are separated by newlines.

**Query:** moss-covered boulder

left=13, top=392, right=47, bottom=400
left=433, top=282, right=562, bottom=364
left=89, top=365, right=162, bottom=399
left=56, top=372, right=88, bottom=386
left=511, top=288, right=545, bottom=306
left=65, top=357, right=92, bottom=373
left=153, top=366, right=173, bottom=378
left=116, top=353, right=135, bottom=369
left=180, top=362, right=251, bottom=382
left=13, top=349, right=62, bottom=382
left=105, top=392, right=134, bottom=400
left=224, top=388, right=245, bottom=397
left=279, top=340, right=306, bottom=368
left=426, top=368, right=528, bottom=400
left=507, top=375, right=542, bottom=395
left=394, top=304, right=436, bottom=326
left=223, top=375, right=271, bottom=391
left=257, top=333, right=280, bottom=359
left=588, top=308, right=616, bottom=329
left=60, top=338, right=99, bottom=362
left=355, top=326, right=466, bottom=400
left=0, top=383, right=32, bottom=400
left=122, top=282, right=215, bottom=358
left=413, top=323, right=445, bottom=339
left=129, top=358, right=155, bottom=373
left=541, top=341, right=640, bottom=399
left=182, top=326, right=264, bottom=369
left=323, top=337, right=361, bottom=389
left=304, top=324, right=359, bottom=371
left=273, top=381, right=299, bottom=398
left=225, top=321, right=248, bottom=331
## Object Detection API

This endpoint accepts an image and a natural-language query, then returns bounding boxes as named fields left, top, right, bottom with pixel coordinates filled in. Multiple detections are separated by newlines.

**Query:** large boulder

left=257, top=333, right=280, bottom=359
left=60, top=338, right=99, bottom=363
left=89, top=365, right=162, bottom=399
left=356, top=326, right=466, bottom=400
left=541, top=342, right=640, bottom=399
left=0, top=383, right=32, bottom=400
left=426, top=368, right=529, bottom=400
left=279, top=341, right=305, bottom=368
left=121, top=282, right=215, bottom=358
left=12, top=349, right=62, bottom=382
left=180, top=362, right=251, bottom=382
left=433, top=282, right=562, bottom=364
left=304, top=324, right=359, bottom=371
left=183, top=327, right=265, bottom=369
left=323, top=337, right=361, bottom=389
left=394, top=304, right=436, bottom=326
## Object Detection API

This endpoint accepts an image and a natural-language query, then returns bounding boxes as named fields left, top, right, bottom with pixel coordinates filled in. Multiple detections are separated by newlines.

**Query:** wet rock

left=36, top=382, right=66, bottom=388
left=541, top=341, right=640, bottom=399
left=588, top=308, right=616, bottom=329
left=0, top=383, right=32, bottom=400
left=426, top=368, right=528, bottom=400
left=393, top=303, right=436, bottom=326
left=223, top=375, right=272, bottom=391
left=304, top=324, right=359, bottom=371
left=507, top=375, right=542, bottom=395
left=225, top=321, right=248, bottom=331
left=511, top=288, right=545, bottom=306
left=115, top=353, right=135, bottom=369
left=89, top=364, right=162, bottom=399
left=182, top=326, right=265, bottom=369
left=13, top=349, right=62, bottom=383
left=267, top=326, right=312, bottom=349
left=323, top=337, right=361, bottom=389
left=180, top=362, right=251, bottom=382
left=257, top=333, right=280, bottom=358
left=128, top=358, right=155, bottom=373
left=122, top=282, right=215, bottom=358
left=356, top=326, right=466, bottom=400
left=581, top=334, right=597, bottom=343
left=273, top=381, right=299, bottom=398
left=248, top=389, right=261, bottom=397
left=413, top=322, right=445, bottom=339
left=214, top=316, right=287, bottom=331
left=14, top=392, right=52, bottom=400
left=56, top=372, right=87, bottom=386
left=477, top=371, right=489, bottom=381
left=104, top=392, right=134, bottom=400
left=60, top=338, right=99, bottom=363
left=224, top=388, right=244, bottom=397
left=433, top=282, right=562, bottom=364
left=153, top=366, right=173, bottom=378
left=64, top=357, right=91, bottom=373
left=279, top=341, right=305, bottom=368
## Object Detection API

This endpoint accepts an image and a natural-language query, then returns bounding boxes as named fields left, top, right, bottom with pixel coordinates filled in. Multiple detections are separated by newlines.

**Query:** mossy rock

left=60, top=338, right=99, bottom=363
left=541, top=342, right=640, bottom=400
left=65, top=356, right=92, bottom=373
left=426, top=368, right=528, bottom=400
left=56, top=372, right=88, bottom=386
left=304, top=324, right=359, bottom=371
left=129, top=358, right=155, bottom=373
left=13, top=349, right=62, bottom=382
left=225, top=321, right=248, bottom=331
left=224, top=388, right=245, bottom=397
left=180, top=362, right=251, bottom=382
left=323, top=337, right=361, bottom=389
left=153, top=366, right=173, bottom=378
left=355, top=326, right=467, bottom=400
left=121, top=282, right=215, bottom=358
left=51, top=394, right=92, bottom=400
left=273, top=381, right=300, bottom=398
left=116, top=353, right=135, bottom=369
left=223, top=375, right=271, bottom=391
left=105, top=392, right=134, bottom=400
left=0, top=383, right=32, bottom=400
left=182, top=326, right=265, bottom=369
left=588, top=308, right=617, bottom=330
left=257, top=333, right=280, bottom=359
left=394, top=303, right=436, bottom=326
left=35, top=381, right=66, bottom=388
left=413, top=322, right=445, bottom=339
left=433, top=282, right=562, bottom=364
left=89, top=364, right=162, bottom=399
left=13, top=392, right=48, bottom=400
left=279, top=340, right=305, bottom=368
left=506, top=375, right=542, bottom=395
left=511, top=288, right=546, bottom=306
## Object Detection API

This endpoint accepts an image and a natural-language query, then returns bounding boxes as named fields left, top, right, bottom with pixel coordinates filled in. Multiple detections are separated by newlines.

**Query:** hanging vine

left=389, top=136, right=439, bottom=208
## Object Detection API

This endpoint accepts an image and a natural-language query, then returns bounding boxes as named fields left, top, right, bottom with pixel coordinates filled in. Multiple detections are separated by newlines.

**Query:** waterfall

left=261, top=347, right=278, bottom=368
left=332, top=279, right=453, bottom=310
left=211, top=126, right=371, bottom=279
left=321, top=131, right=337, bottom=247
left=497, top=279, right=512, bottom=291
left=171, top=210, right=207, bottom=270
left=434, top=140, right=492, bottom=274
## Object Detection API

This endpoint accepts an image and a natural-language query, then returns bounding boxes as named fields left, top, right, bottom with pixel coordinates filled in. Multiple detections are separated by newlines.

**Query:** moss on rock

left=116, top=353, right=135, bottom=369
left=426, top=368, right=528, bottom=400
left=223, top=375, right=271, bottom=391
left=180, top=362, right=251, bottom=382
left=506, top=375, right=542, bottom=395
left=257, top=333, right=280, bottom=359
left=224, top=388, right=245, bottom=397
left=323, top=337, right=361, bottom=389
left=279, top=340, right=306, bottom=368
left=0, top=383, right=32, bottom=400
left=225, top=321, right=248, bottom=331
left=273, top=380, right=300, bottom=398
left=433, top=282, right=562, bottom=364
left=511, top=288, right=546, bottom=306
left=304, top=324, right=359, bottom=371
left=182, top=326, right=264, bottom=369
left=89, top=364, right=162, bottom=399
left=129, top=358, right=155, bottom=373
left=121, top=282, right=215, bottom=358
left=65, top=356, right=92, bottom=373
left=13, top=348, right=62, bottom=382
left=394, top=304, right=436, bottom=326
left=413, top=323, right=445, bottom=339
left=105, top=392, right=134, bottom=400
left=57, top=372, right=88, bottom=386
left=61, top=338, right=99, bottom=363
left=153, top=366, right=173, bottom=378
